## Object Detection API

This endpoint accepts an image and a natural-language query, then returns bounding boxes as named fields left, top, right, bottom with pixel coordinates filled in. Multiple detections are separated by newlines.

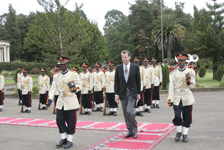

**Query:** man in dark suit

left=115, top=50, right=141, bottom=138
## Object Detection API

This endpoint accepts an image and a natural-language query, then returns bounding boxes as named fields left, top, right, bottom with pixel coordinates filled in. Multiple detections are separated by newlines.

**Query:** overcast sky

left=0, top=0, right=214, bottom=33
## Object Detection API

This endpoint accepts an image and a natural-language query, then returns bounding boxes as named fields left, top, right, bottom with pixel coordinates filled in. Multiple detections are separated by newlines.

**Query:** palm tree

left=152, top=14, right=185, bottom=59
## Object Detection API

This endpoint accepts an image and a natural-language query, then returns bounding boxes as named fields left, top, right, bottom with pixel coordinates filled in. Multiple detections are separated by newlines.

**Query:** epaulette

left=46, top=75, right=49, bottom=78
left=157, top=65, right=161, bottom=67
left=170, top=69, right=176, bottom=74
left=70, top=69, right=77, bottom=73
left=54, top=71, right=60, bottom=74
left=28, top=75, right=31, bottom=77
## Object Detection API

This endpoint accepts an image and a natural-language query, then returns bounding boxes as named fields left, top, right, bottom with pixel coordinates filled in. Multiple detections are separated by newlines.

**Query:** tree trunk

left=167, top=47, right=171, bottom=59
left=213, top=56, right=217, bottom=79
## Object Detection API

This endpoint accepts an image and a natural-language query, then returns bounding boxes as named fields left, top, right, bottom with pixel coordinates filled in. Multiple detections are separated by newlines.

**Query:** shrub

left=198, top=66, right=206, bottom=77
left=215, top=65, right=224, bottom=81
left=31, top=68, right=41, bottom=75
left=161, top=64, right=170, bottom=90
left=32, top=84, right=39, bottom=95
left=220, top=75, right=224, bottom=87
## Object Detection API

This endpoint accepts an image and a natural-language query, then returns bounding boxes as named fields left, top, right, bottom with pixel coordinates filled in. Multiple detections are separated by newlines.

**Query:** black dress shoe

left=93, top=107, right=100, bottom=112
left=175, top=132, right=182, bottom=141
left=144, top=108, right=148, bottom=112
left=135, top=112, right=139, bottom=116
left=81, top=111, right=88, bottom=115
left=156, top=104, right=160, bottom=108
left=113, top=112, right=117, bottom=116
left=26, top=110, right=31, bottom=113
left=87, top=111, right=91, bottom=115
left=125, top=133, right=133, bottom=138
left=64, top=141, right=73, bottom=149
left=56, top=139, right=67, bottom=148
left=147, top=109, right=151, bottom=113
left=139, top=111, right=144, bottom=116
left=151, top=104, right=155, bottom=108
left=0, top=108, right=3, bottom=112
left=133, top=133, right=138, bottom=138
left=183, top=135, right=188, bottom=143
left=100, top=107, right=103, bottom=112
left=105, top=111, right=113, bottom=115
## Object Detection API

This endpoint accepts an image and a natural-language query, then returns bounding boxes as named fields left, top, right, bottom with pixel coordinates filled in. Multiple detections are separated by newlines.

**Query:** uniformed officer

left=104, top=61, right=117, bottom=116
left=133, top=57, right=144, bottom=116
left=38, top=68, right=50, bottom=110
left=17, top=67, right=23, bottom=105
left=88, top=66, right=93, bottom=73
left=47, top=56, right=81, bottom=149
left=151, top=57, right=163, bottom=108
left=80, top=62, right=92, bottom=115
left=143, top=57, right=154, bottom=113
left=21, top=68, right=33, bottom=113
left=168, top=52, right=196, bottom=143
left=91, top=63, right=105, bottom=112
left=0, top=68, right=4, bottom=112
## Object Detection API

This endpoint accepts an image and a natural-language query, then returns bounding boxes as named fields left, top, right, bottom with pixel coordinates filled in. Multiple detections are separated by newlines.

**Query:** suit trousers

left=81, top=94, right=92, bottom=109
left=22, top=94, right=32, bottom=107
left=40, top=94, right=47, bottom=105
left=172, top=100, right=193, bottom=128
left=121, top=90, right=137, bottom=134
left=144, top=89, right=153, bottom=106
left=106, top=93, right=117, bottom=108
left=56, top=107, right=77, bottom=134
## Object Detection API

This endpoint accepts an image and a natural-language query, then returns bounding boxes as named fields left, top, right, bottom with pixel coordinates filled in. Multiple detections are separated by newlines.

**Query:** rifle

left=38, top=96, right=41, bottom=110
left=80, top=101, right=83, bottom=114
left=53, top=101, right=56, bottom=114
left=21, top=102, right=23, bottom=112
left=103, top=92, right=107, bottom=115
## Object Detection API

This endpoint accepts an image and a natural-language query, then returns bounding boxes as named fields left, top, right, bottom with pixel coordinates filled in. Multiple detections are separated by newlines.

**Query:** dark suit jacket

left=114, top=63, right=140, bottom=100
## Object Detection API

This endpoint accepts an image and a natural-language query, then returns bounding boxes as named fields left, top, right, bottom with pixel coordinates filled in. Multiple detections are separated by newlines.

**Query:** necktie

left=125, top=65, right=128, bottom=74
left=125, top=65, right=128, bottom=82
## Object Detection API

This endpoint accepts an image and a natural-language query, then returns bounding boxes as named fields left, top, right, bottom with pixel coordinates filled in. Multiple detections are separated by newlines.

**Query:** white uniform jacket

left=17, top=73, right=23, bottom=90
left=91, top=70, right=105, bottom=92
left=168, top=67, right=196, bottom=106
left=143, top=65, right=154, bottom=89
left=79, top=71, right=92, bottom=94
left=139, top=66, right=145, bottom=91
left=51, top=72, right=60, bottom=96
left=152, top=65, right=163, bottom=86
left=0, top=74, right=4, bottom=92
left=38, top=75, right=50, bottom=94
left=48, top=70, right=81, bottom=110
left=105, top=70, right=115, bottom=93
left=21, top=75, right=33, bottom=95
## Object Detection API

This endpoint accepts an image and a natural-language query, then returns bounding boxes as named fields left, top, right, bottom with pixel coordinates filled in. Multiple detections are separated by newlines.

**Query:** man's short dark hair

left=121, top=50, right=131, bottom=56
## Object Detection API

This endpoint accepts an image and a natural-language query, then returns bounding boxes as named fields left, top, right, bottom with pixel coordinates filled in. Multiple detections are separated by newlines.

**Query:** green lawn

left=5, top=77, right=38, bottom=85
left=196, top=72, right=220, bottom=87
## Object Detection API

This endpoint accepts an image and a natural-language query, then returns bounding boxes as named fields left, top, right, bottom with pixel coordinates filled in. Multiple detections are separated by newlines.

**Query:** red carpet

left=0, top=117, right=175, bottom=149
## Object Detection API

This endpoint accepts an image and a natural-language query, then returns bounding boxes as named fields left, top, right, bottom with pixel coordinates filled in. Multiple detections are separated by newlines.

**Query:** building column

left=0, top=48, right=2, bottom=62
left=4, top=46, right=7, bottom=62
left=6, top=46, right=10, bottom=62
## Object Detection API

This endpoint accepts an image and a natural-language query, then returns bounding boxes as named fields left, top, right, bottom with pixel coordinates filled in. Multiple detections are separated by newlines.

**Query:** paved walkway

left=0, top=91, right=224, bottom=150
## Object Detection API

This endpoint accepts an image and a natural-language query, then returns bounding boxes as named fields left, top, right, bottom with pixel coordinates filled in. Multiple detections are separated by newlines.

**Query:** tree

left=4, top=4, right=21, bottom=60
left=104, top=9, right=125, bottom=30
left=152, top=14, right=185, bottom=59
left=182, top=1, right=224, bottom=79
left=137, top=29, right=151, bottom=59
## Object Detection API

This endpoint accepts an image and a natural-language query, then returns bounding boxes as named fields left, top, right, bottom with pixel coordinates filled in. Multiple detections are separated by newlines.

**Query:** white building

left=0, top=40, right=10, bottom=62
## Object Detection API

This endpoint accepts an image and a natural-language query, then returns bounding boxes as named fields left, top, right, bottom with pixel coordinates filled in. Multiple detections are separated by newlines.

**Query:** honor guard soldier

left=17, top=67, right=23, bottom=105
left=91, top=63, right=105, bottom=112
left=0, top=68, right=4, bottom=112
left=88, top=66, right=94, bottom=109
left=168, top=52, right=196, bottom=143
left=21, top=68, right=33, bottom=113
left=88, top=66, right=93, bottom=73
left=80, top=62, right=92, bottom=115
left=38, top=68, right=50, bottom=110
left=143, top=57, right=154, bottom=113
left=104, top=61, right=117, bottom=116
left=151, top=57, right=163, bottom=108
left=47, top=56, right=81, bottom=149
left=133, top=57, right=144, bottom=116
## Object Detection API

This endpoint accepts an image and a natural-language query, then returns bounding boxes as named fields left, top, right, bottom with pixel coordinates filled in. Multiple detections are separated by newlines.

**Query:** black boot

left=113, top=111, right=117, bottom=116
left=139, top=111, right=144, bottom=116
left=156, top=104, right=160, bottom=108
left=183, top=135, right=188, bottom=143
left=56, top=139, right=67, bottom=148
left=64, top=141, right=73, bottom=149
left=151, top=104, right=155, bottom=108
left=175, top=132, right=182, bottom=141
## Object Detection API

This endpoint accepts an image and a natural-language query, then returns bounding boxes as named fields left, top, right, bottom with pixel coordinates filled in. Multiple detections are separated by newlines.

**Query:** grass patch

left=5, top=77, right=38, bottom=85
left=196, top=72, right=220, bottom=87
